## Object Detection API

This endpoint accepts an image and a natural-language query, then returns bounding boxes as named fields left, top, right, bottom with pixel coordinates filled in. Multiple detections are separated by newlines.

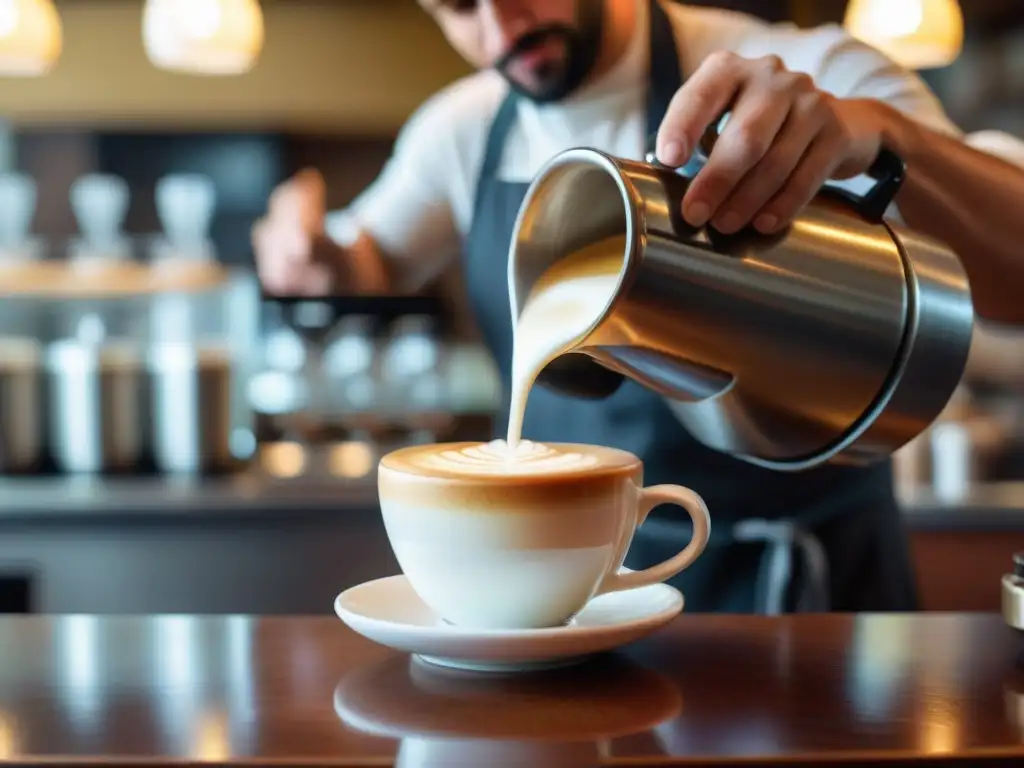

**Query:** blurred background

left=0, top=0, right=1021, bottom=616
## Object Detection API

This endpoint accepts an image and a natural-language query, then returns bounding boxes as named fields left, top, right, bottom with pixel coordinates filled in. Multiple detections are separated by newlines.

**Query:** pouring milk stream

left=423, top=235, right=626, bottom=474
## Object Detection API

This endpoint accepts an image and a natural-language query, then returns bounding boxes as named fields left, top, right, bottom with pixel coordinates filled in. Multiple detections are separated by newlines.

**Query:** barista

left=253, top=0, right=1024, bottom=613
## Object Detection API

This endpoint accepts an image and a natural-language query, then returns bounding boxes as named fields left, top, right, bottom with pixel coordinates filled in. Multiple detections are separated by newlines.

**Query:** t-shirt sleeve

left=783, top=25, right=963, bottom=218
left=323, top=87, right=466, bottom=286
left=965, top=130, right=1024, bottom=168
left=808, top=24, right=961, bottom=138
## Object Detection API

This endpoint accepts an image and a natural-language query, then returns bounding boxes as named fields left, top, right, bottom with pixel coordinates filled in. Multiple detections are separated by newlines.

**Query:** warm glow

left=142, top=0, right=264, bottom=76
left=261, top=441, right=306, bottom=479
left=194, top=711, right=231, bottom=762
left=329, top=441, right=376, bottom=479
left=0, top=0, right=61, bottom=76
left=0, top=711, right=19, bottom=758
left=844, top=0, right=963, bottom=70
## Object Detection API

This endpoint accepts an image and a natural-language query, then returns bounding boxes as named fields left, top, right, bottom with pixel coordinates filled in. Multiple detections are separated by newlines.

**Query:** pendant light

left=844, top=0, right=963, bottom=70
left=142, top=0, right=264, bottom=76
left=0, top=0, right=62, bottom=77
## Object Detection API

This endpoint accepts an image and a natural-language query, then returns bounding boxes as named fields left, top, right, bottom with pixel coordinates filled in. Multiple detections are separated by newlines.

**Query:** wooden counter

left=0, top=614, right=1023, bottom=766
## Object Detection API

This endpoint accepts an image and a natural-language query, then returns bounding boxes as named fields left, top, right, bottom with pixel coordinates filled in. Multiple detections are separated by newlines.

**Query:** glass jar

left=0, top=255, right=47, bottom=474
left=46, top=253, right=151, bottom=475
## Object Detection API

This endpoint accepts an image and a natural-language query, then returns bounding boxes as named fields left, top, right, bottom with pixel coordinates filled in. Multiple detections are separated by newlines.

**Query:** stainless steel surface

left=47, top=339, right=147, bottom=474
left=150, top=344, right=233, bottom=474
left=509, top=148, right=974, bottom=470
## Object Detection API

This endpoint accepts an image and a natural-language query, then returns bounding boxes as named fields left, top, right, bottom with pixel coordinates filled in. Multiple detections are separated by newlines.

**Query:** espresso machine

left=509, top=138, right=975, bottom=471
left=0, top=170, right=258, bottom=477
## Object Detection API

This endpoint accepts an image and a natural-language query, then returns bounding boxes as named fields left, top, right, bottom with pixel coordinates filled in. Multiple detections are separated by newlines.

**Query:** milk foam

left=507, top=235, right=626, bottom=449
left=411, top=439, right=600, bottom=476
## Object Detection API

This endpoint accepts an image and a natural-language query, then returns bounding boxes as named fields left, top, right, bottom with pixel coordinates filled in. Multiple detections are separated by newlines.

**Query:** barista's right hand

left=252, top=168, right=341, bottom=296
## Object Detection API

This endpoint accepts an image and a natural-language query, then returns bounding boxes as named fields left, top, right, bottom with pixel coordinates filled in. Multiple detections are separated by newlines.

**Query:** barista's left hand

left=656, top=51, right=889, bottom=234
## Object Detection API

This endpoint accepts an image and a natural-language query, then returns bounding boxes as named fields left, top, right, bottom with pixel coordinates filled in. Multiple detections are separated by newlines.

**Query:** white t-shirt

left=326, top=0, right=966, bottom=279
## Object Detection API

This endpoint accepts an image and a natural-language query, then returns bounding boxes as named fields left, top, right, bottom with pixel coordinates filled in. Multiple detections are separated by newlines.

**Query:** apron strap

left=471, top=92, right=520, bottom=223
left=733, top=519, right=831, bottom=614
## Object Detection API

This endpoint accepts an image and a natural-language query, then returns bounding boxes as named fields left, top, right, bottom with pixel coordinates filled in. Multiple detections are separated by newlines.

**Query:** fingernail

left=754, top=213, right=778, bottom=233
left=685, top=201, right=710, bottom=227
left=715, top=211, right=741, bottom=234
left=659, top=140, right=685, bottom=167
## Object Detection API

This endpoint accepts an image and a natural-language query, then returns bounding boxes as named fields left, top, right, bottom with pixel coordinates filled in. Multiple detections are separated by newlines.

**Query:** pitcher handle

left=595, top=484, right=711, bottom=595
left=646, top=111, right=906, bottom=224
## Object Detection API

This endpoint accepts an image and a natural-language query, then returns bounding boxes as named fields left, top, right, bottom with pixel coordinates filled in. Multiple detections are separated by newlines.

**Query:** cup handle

left=596, top=485, right=711, bottom=595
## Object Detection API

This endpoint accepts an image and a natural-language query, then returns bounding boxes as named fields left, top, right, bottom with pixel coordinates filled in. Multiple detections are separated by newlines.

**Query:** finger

left=293, top=168, right=326, bottom=231
left=267, top=169, right=325, bottom=232
left=754, top=130, right=847, bottom=233
left=711, top=92, right=830, bottom=234
left=656, top=51, right=747, bottom=168
left=682, top=87, right=791, bottom=229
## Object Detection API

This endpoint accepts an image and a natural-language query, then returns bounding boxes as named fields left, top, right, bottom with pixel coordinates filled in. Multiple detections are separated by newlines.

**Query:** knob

left=156, top=173, right=216, bottom=248
left=70, top=173, right=129, bottom=249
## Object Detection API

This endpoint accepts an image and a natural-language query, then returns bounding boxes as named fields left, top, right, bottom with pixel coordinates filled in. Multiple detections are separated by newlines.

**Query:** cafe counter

left=0, top=612, right=1022, bottom=766
left=0, top=462, right=1023, bottom=614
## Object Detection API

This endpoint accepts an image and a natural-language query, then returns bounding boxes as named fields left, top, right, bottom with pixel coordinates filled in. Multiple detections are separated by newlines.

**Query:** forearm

left=878, top=102, right=1024, bottom=325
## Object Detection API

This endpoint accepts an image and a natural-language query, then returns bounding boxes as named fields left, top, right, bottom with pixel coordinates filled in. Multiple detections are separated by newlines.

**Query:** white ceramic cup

left=378, top=441, right=711, bottom=630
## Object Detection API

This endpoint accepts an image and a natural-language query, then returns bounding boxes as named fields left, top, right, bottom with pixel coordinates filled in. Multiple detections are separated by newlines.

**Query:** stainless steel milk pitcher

left=508, top=140, right=975, bottom=471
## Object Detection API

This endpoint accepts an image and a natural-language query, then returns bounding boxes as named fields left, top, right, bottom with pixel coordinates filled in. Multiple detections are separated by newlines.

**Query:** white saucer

left=334, top=572, right=683, bottom=672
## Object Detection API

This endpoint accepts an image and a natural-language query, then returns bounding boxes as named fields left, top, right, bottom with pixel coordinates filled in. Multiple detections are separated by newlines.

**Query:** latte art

left=414, top=440, right=600, bottom=475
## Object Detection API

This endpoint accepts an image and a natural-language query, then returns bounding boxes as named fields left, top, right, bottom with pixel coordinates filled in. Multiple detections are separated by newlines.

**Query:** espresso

left=507, top=235, right=626, bottom=450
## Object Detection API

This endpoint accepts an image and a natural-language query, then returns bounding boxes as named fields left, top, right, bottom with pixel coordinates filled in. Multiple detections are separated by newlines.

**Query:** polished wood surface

left=911, top=530, right=1024, bottom=612
left=0, top=614, right=1023, bottom=766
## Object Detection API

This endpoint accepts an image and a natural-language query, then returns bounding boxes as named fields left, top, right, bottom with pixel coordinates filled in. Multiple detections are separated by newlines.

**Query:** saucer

left=334, top=572, right=683, bottom=672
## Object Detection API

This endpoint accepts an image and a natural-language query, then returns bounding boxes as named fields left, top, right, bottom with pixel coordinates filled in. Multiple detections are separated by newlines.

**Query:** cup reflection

left=334, top=652, right=682, bottom=768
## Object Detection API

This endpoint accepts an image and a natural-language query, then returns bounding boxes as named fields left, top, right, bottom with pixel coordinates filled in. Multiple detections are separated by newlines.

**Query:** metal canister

left=47, top=338, right=147, bottom=474
left=150, top=343, right=233, bottom=474
left=0, top=337, right=42, bottom=473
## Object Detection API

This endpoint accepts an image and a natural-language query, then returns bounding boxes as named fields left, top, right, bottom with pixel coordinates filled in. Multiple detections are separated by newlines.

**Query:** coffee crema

left=380, top=440, right=638, bottom=482
left=410, top=439, right=599, bottom=476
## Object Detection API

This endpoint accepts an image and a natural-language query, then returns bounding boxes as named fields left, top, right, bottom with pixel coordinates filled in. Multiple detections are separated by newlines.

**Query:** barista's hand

left=252, top=168, right=341, bottom=295
left=655, top=51, right=889, bottom=234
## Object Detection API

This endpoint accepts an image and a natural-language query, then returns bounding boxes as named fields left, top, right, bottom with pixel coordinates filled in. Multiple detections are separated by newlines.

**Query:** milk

left=506, top=234, right=627, bottom=449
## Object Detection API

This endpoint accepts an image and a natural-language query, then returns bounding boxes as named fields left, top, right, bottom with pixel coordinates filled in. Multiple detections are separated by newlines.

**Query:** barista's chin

left=494, top=0, right=606, bottom=105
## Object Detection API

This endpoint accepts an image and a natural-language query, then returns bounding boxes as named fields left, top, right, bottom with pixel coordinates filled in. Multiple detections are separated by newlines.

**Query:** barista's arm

left=654, top=31, right=1024, bottom=326
left=319, top=88, right=469, bottom=295
left=871, top=110, right=1024, bottom=325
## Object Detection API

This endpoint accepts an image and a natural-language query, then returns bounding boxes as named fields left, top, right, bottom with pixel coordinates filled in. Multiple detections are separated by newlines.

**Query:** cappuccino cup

left=378, top=440, right=711, bottom=630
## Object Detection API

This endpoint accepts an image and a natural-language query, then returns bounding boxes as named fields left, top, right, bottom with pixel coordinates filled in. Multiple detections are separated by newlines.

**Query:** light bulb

left=143, top=0, right=264, bottom=76
left=845, top=0, right=963, bottom=70
left=0, top=0, right=19, bottom=39
left=0, top=0, right=61, bottom=77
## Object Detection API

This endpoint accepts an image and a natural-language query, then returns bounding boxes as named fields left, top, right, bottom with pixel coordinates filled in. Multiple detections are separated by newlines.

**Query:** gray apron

left=461, top=0, right=918, bottom=614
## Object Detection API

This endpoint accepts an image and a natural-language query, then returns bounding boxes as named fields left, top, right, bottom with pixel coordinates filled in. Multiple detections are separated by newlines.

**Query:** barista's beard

left=493, top=0, right=605, bottom=104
